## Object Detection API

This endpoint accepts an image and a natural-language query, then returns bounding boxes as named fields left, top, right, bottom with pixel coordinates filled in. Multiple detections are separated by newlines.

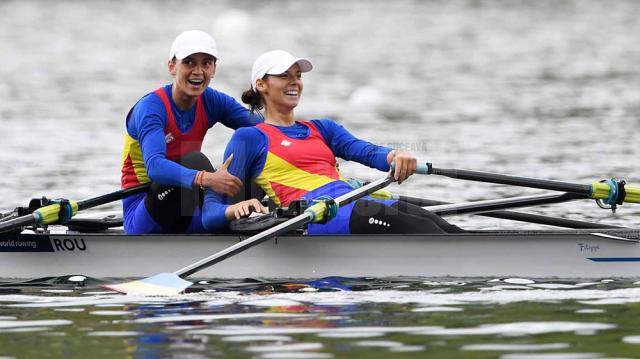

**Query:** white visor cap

left=169, top=30, right=219, bottom=61
left=251, top=50, right=313, bottom=91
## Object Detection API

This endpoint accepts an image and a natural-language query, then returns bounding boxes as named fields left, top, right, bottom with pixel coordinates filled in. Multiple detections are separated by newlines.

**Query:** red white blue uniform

left=121, top=87, right=208, bottom=189
left=253, top=121, right=341, bottom=207
left=201, top=119, right=393, bottom=234
left=122, top=84, right=261, bottom=234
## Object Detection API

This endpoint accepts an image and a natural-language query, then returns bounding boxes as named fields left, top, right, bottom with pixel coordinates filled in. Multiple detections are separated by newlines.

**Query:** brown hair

left=241, top=87, right=264, bottom=113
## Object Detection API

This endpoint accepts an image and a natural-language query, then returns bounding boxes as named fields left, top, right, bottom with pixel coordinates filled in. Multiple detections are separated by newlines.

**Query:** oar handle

left=416, top=163, right=431, bottom=175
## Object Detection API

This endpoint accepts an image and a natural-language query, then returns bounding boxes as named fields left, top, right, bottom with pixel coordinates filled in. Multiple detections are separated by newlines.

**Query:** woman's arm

left=201, top=127, right=268, bottom=232
left=312, top=118, right=392, bottom=170
left=313, top=119, right=416, bottom=183
left=131, top=96, right=199, bottom=188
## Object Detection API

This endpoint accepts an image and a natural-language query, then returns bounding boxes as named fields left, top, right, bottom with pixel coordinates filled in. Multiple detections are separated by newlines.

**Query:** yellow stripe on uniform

left=255, top=152, right=338, bottom=207
left=122, top=134, right=149, bottom=184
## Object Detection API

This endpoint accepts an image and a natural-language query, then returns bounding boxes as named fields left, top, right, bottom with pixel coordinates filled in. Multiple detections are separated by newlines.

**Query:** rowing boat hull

left=1, top=230, right=639, bottom=279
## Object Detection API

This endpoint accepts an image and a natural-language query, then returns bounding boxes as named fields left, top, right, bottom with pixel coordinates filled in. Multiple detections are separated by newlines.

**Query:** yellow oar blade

left=103, top=273, right=192, bottom=296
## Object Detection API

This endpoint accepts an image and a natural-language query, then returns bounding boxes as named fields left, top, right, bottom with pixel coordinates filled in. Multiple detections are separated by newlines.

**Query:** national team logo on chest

left=280, top=140, right=292, bottom=147
left=165, top=132, right=176, bottom=144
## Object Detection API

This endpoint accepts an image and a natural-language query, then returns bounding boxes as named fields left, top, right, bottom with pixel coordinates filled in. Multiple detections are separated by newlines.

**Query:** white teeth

left=284, top=91, right=298, bottom=96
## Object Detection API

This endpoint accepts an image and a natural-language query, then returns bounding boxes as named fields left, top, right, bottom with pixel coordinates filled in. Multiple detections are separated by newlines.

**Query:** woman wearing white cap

left=201, top=50, right=462, bottom=234
left=121, top=30, right=267, bottom=234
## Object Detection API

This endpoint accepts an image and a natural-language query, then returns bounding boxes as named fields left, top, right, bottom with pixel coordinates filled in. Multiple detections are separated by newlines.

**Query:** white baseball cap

left=251, top=50, right=313, bottom=91
left=169, top=30, right=219, bottom=61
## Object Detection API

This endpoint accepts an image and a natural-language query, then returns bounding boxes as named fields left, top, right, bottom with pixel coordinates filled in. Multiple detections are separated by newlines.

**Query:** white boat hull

left=1, top=230, right=640, bottom=279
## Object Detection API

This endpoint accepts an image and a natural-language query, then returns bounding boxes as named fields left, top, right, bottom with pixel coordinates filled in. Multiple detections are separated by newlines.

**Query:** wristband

left=199, top=171, right=206, bottom=190
left=195, top=171, right=205, bottom=190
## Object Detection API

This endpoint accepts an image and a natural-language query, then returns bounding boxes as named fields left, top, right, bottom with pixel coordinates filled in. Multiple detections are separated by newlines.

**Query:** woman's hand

left=387, top=149, right=417, bottom=184
left=200, top=154, right=243, bottom=196
left=225, top=198, right=269, bottom=220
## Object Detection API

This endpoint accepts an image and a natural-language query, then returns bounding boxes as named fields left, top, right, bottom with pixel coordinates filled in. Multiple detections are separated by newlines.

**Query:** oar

left=368, top=187, right=621, bottom=229
left=418, top=163, right=640, bottom=205
left=395, top=194, right=624, bottom=229
left=103, top=175, right=396, bottom=296
left=0, top=209, right=18, bottom=223
left=0, top=184, right=150, bottom=234
left=416, top=192, right=585, bottom=216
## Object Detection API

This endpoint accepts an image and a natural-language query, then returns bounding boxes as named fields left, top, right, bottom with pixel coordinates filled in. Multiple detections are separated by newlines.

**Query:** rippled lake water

left=2, top=277, right=640, bottom=358
left=2, top=0, right=640, bottom=357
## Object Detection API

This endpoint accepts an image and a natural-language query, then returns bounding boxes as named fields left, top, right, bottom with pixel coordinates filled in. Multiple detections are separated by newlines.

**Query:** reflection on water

left=1, top=276, right=640, bottom=357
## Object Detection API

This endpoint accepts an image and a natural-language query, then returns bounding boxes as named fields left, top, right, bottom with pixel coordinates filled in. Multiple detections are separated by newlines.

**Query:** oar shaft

left=480, top=210, right=624, bottom=229
left=423, top=165, right=592, bottom=194
left=0, top=210, right=18, bottom=223
left=176, top=213, right=313, bottom=278
left=175, top=176, right=395, bottom=278
left=77, top=183, right=150, bottom=210
left=425, top=193, right=586, bottom=216
left=398, top=195, right=624, bottom=229
left=334, top=177, right=395, bottom=206
left=420, top=163, right=640, bottom=204
left=0, top=214, right=38, bottom=233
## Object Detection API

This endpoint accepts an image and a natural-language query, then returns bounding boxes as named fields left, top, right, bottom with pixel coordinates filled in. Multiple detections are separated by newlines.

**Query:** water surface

left=2, top=0, right=640, bottom=357
left=2, top=277, right=640, bottom=358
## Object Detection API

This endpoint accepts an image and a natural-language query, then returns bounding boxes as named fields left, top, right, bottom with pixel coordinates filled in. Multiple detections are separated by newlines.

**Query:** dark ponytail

left=241, top=87, right=264, bottom=113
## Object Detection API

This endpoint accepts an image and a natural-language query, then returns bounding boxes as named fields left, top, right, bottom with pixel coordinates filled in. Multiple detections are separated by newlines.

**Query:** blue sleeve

left=202, top=89, right=263, bottom=129
left=128, top=94, right=197, bottom=188
left=312, top=119, right=392, bottom=171
left=202, top=127, right=268, bottom=232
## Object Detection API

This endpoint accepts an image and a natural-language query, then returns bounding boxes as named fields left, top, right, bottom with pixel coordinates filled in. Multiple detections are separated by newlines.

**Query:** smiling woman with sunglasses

left=202, top=50, right=462, bottom=235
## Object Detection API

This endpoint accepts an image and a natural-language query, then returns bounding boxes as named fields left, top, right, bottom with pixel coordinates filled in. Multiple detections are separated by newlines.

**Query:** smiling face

left=256, top=63, right=303, bottom=114
left=168, top=52, right=216, bottom=109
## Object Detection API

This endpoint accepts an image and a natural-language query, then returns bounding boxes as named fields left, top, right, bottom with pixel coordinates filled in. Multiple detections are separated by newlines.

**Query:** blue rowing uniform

left=201, top=119, right=393, bottom=234
left=122, top=84, right=262, bottom=234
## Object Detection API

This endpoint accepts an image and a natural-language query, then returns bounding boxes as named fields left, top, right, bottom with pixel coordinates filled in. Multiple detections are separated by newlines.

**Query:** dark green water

left=1, top=277, right=640, bottom=358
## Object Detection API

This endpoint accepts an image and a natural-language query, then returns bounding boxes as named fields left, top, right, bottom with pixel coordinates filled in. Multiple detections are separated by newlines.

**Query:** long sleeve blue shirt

left=202, top=119, right=392, bottom=231
left=125, top=84, right=263, bottom=188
